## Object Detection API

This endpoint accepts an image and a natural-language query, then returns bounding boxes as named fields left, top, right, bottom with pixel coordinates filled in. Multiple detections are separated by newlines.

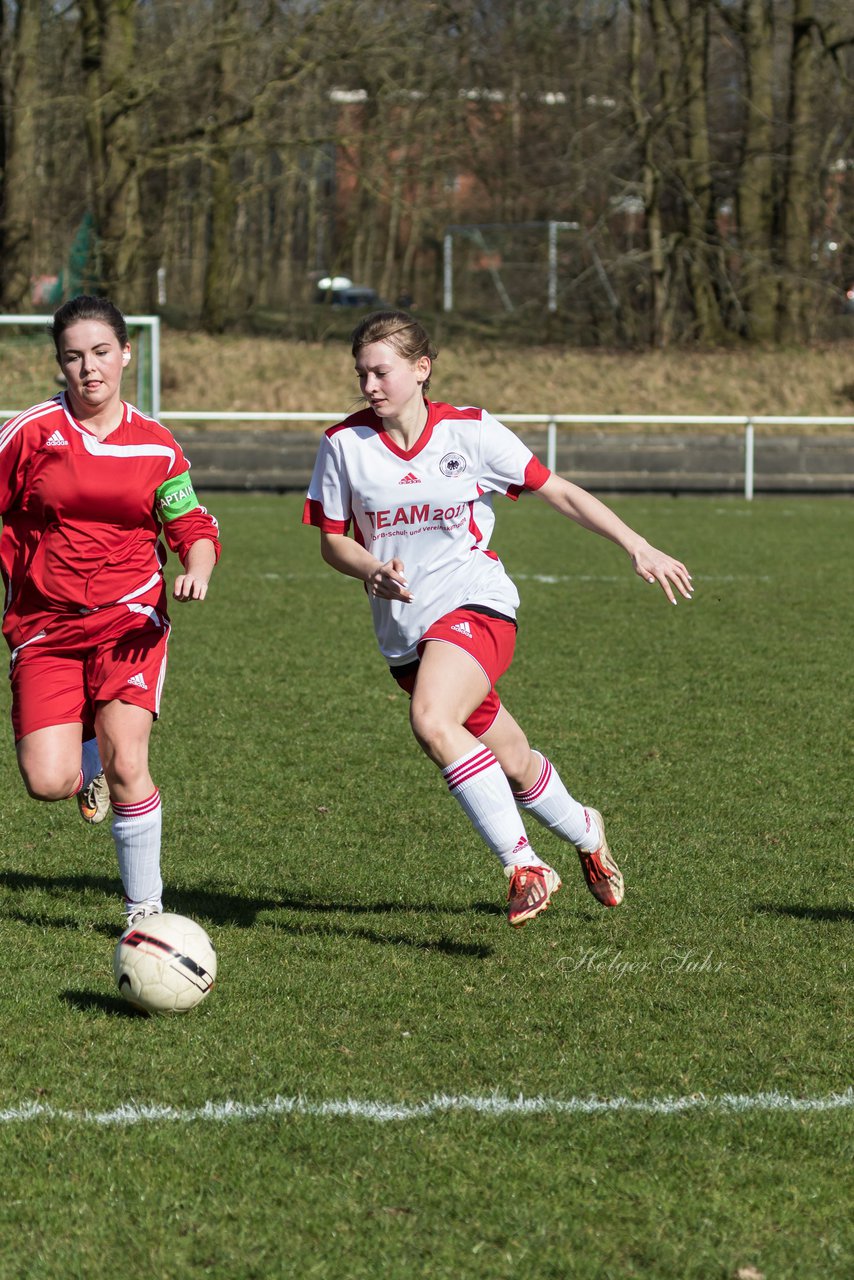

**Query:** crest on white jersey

left=439, top=452, right=467, bottom=477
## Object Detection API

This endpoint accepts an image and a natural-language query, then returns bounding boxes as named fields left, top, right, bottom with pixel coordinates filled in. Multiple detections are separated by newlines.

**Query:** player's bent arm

left=533, top=473, right=693, bottom=602
left=173, top=538, right=217, bottom=602
left=319, top=532, right=412, bottom=602
left=320, top=531, right=378, bottom=580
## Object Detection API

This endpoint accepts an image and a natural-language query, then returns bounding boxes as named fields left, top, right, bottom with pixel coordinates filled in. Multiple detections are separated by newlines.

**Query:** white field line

left=1, top=1088, right=852, bottom=1127
left=513, top=573, right=771, bottom=584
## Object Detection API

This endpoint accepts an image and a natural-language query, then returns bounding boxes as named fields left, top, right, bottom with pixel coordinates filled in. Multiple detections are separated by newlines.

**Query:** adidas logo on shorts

left=127, top=672, right=149, bottom=690
left=451, top=621, right=473, bottom=639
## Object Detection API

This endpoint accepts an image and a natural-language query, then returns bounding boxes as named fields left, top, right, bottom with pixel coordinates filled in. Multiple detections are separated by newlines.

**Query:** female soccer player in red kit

left=304, top=311, right=693, bottom=928
left=0, top=296, right=221, bottom=927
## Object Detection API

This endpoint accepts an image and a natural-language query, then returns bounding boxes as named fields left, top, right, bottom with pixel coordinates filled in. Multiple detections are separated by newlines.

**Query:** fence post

left=443, top=235, right=453, bottom=312
left=547, top=418, right=557, bottom=472
left=744, top=419, right=754, bottom=501
left=150, top=315, right=161, bottom=421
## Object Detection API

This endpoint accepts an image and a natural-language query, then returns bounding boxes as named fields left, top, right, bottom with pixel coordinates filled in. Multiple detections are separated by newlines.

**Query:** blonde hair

left=351, top=311, right=437, bottom=391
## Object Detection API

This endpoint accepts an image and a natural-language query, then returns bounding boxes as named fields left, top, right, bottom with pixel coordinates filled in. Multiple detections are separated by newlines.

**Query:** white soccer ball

left=114, top=912, right=217, bottom=1014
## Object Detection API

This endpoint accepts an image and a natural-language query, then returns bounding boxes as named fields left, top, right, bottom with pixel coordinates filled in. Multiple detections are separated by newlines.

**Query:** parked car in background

left=315, top=275, right=385, bottom=308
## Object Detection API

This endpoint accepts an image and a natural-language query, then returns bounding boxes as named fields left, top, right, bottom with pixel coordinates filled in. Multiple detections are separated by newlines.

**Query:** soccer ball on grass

left=114, top=912, right=217, bottom=1014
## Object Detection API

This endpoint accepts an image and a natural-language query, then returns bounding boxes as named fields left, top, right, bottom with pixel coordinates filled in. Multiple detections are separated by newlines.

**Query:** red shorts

left=391, top=607, right=517, bottom=738
left=8, top=586, right=171, bottom=742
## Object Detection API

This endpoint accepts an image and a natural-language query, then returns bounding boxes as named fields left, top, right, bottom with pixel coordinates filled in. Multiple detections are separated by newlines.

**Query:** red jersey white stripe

left=0, top=394, right=220, bottom=638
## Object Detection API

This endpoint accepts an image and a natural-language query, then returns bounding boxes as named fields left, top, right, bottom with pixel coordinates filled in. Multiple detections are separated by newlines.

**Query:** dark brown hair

left=49, top=295, right=129, bottom=358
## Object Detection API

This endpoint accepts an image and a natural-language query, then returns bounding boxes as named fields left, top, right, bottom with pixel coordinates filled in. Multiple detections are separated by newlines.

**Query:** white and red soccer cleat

left=506, top=863, right=562, bottom=928
left=578, top=808, right=624, bottom=907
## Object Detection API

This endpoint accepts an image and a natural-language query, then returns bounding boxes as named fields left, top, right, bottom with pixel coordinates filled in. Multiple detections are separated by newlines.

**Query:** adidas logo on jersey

left=45, top=430, right=68, bottom=447
left=398, top=472, right=421, bottom=484
left=127, top=672, right=149, bottom=690
left=451, top=621, right=473, bottom=639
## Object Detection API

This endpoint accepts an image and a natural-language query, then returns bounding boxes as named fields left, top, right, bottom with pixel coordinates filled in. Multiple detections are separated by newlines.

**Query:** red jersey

left=0, top=394, right=220, bottom=638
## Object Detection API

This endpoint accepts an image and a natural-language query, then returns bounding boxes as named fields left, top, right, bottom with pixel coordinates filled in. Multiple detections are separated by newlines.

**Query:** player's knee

left=409, top=700, right=455, bottom=757
left=20, top=764, right=77, bottom=803
left=103, top=743, right=149, bottom=792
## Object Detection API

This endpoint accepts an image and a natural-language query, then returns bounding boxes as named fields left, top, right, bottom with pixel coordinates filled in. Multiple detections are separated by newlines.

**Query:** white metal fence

left=154, top=410, right=854, bottom=499
left=3, top=301, right=853, bottom=497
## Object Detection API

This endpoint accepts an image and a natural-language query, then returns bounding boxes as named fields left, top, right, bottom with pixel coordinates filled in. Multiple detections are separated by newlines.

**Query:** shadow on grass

left=60, top=989, right=148, bottom=1018
left=0, top=869, right=503, bottom=934
left=754, top=901, right=854, bottom=924
left=263, top=918, right=492, bottom=958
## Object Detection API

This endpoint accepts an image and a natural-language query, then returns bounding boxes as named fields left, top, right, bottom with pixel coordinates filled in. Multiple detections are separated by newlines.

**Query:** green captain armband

left=156, top=471, right=199, bottom=521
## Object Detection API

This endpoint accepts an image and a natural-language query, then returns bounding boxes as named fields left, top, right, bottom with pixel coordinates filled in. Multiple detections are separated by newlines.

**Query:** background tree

left=79, top=0, right=145, bottom=305
left=1, top=0, right=853, bottom=342
left=0, top=0, right=39, bottom=309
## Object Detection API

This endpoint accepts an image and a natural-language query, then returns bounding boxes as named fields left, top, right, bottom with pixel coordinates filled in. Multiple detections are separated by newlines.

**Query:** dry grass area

left=160, top=331, right=854, bottom=423
left=4, top=325, right=854, bottom=429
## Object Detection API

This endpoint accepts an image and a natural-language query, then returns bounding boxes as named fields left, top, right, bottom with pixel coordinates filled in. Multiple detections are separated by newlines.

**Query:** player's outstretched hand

left=631, top=541, right=693, bottom=604
left=367, top=557, right=413, bottom=603
left=173, top=573, right=209, bottom=602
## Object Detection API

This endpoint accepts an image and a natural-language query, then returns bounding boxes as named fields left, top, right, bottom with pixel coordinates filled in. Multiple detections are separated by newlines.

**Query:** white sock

left=69, top=736, right=104, bottom=797
left=80, top=736, right=103, bottom=789
left=111, top=789, right=163, bottom=908
left=443, top=746, right=543, bottom=871
left=514, top=752, right=600, bottom=852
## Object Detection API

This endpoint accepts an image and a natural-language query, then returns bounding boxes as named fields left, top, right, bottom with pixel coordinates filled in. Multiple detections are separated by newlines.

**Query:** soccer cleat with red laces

left=505, top=863, right=562, bottom=928
left=578, top=808, right=624, bottom=907
left=77, top=771, right=110, bottom=824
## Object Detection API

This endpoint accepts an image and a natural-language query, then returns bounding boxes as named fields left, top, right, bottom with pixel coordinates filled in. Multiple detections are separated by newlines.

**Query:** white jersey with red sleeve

left=0, top=394, right=220, bottom=635
left=303, top=399, right=550, bottom=664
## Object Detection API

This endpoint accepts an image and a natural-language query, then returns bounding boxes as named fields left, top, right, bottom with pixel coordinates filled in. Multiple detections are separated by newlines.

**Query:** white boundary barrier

left=3, top=308, right=853, bottom=497
left=152, top=410, right=854, bottom=500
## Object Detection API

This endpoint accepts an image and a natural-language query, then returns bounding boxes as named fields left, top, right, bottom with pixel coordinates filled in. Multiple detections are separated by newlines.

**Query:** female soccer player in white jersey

left=0, top=296, right=221, bottom=927
left=303, top=311, right=693, bottom=927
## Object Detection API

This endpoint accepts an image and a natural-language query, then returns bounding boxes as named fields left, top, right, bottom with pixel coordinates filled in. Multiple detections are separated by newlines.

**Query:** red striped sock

left=443, top=747, right=540, bottom=870
left=111, top=789, right=163, bottom=905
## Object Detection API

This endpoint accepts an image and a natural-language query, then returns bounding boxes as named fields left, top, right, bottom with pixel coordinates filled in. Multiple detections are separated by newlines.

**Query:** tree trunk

left=0, top=0, right=40, bottom=309
left=201, top=0, right=241, bottom=332
left=737, top=0, right=777, bottom=341
left=79, top=0, right=143, bottom=306
left=777, top=0, right=818, bottom=342
left=679, top=0, right=724, bottom=343
left=629, top=0, right=670, bottom=346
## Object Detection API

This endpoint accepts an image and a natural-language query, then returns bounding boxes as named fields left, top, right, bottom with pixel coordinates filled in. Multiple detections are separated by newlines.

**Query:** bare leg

left=478, top=705, right=540, bottom=792
left=408, top=640, right=489, bottom=766
left=95, top=700, right=155, bottom=804
left=17, top=723, right=84, bottom=800
left=409, top=641, right=547, bottom=875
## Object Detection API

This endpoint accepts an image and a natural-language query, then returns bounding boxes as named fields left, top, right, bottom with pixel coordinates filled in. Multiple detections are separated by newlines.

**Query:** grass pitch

left=0, top=493, right=852, bottom=1279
